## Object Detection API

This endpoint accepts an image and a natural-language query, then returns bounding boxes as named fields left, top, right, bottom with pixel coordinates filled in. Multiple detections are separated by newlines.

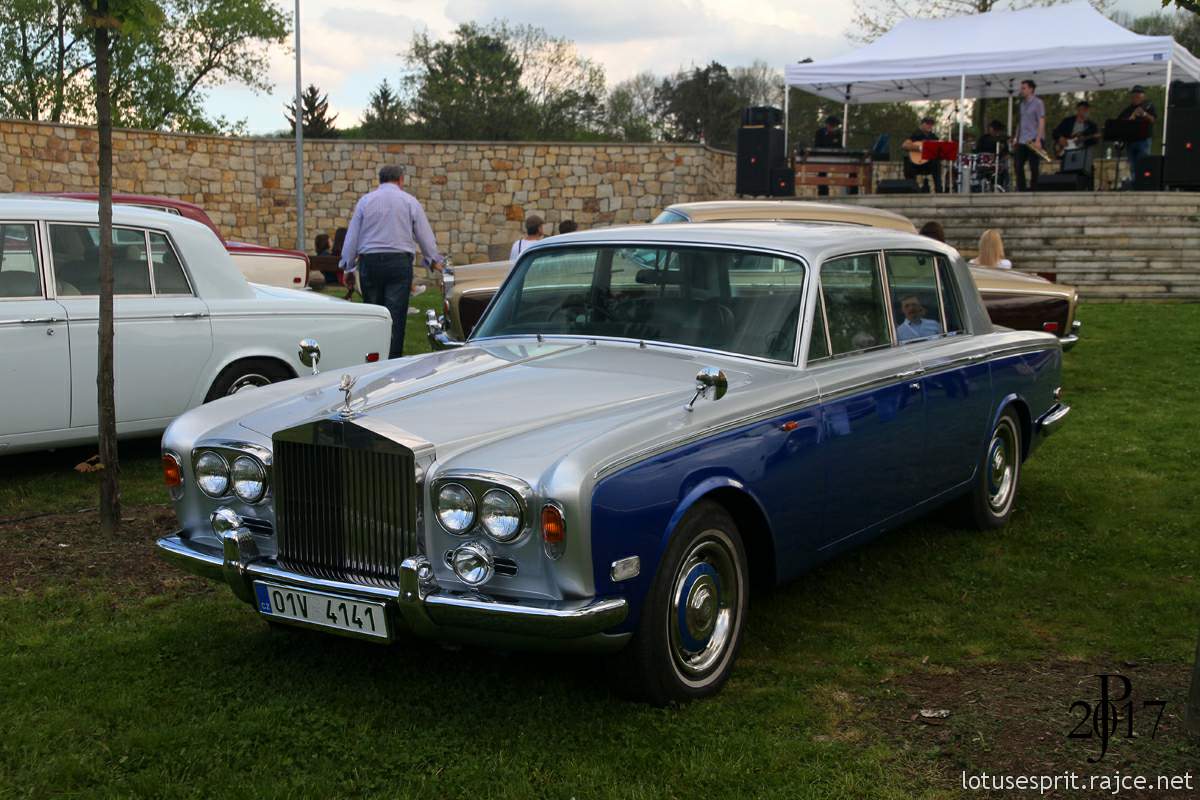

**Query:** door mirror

left=298, top=338, right=321, bottom=375
left=686, top=367, right=728, bottom=411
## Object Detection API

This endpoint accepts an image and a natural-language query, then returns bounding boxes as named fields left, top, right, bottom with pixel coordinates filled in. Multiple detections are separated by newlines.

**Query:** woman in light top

left=509, top=214, right=545, bottom=261
left=971, top=229, right=1013, bottom=269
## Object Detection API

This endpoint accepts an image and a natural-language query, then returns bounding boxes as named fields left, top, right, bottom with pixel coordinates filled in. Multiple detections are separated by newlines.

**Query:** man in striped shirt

left=340, top=164, right=444, bottom=358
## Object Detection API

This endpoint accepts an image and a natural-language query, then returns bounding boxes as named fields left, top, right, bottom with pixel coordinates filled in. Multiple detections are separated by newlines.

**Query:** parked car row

left=0, top=197, right=390, bottom=454
left=426, top=200, right=1081, bottom=352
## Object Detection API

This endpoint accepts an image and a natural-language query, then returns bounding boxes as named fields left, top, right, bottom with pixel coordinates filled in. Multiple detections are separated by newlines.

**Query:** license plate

left=254, top=582, right=389, bottom=639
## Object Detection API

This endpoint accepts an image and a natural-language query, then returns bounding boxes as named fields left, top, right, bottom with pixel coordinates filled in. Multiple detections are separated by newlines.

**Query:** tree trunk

left=94, top=0, right=121, bottom=534
left=1187, top=630, right=1200, bottom=737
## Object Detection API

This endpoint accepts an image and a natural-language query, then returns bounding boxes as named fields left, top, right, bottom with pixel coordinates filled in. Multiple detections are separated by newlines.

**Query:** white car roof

left=530, top=220, right=960, bottom=265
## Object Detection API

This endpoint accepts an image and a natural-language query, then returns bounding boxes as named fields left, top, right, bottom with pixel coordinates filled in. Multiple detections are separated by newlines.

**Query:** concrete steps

left=823, top=192, right=1200, bottom=301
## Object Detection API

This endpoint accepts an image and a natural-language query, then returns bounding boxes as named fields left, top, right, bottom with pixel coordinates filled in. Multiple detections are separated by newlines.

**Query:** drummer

left=975, top=120, right=1009, bottom=158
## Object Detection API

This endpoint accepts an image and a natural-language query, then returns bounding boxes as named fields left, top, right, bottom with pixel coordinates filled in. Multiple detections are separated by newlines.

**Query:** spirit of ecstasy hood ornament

left=337, top=374, right=359, bottom=419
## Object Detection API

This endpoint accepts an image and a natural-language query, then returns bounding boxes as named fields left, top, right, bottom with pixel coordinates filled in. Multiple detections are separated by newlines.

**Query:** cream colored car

left=427, top=200, right=1079, bottom=350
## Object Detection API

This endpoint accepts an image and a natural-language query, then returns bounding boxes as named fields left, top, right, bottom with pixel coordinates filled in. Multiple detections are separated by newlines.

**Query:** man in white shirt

left=896, top=295, right=942, bottom=342
left=340, top=164, right=443, bottom=358
left=509, top=214, right=545, bottom=261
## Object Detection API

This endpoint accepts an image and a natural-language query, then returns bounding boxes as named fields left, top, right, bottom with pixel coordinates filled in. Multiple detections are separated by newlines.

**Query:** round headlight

left=451, top=542, right=494, bottom=586
left=194, top=451, right=230, bottom=497
left=436, top=483, right=476, bottom=533
left=479, top=488, right=522, bottom=542
left=231, top=456, right=267, bottom=503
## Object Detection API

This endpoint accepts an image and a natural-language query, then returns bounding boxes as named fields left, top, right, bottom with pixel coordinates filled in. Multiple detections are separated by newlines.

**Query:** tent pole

left=958, top=75, right=966, bottom=193
left=783, top=87, right=790, bottom=160
left=1006, top=95, right=1013, bottom=138
left=1163, top=59, right=1174, bottom=157
left=842, top=84, right=850, bottom=149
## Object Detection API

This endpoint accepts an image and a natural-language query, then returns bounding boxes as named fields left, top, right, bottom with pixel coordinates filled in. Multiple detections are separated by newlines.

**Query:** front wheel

left=625, top=500, right=748, bottom=704
left=963, top=408, right=1023, bottom=530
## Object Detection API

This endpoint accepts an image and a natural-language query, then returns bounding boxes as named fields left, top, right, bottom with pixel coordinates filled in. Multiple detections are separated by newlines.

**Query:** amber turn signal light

left=542, top=504, right=565, bottom=543
left=162, top=453, right=183, bottom=487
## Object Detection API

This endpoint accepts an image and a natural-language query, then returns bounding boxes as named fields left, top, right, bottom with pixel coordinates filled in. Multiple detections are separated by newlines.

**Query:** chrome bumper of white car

left=156, top=532, right=629, bottom=650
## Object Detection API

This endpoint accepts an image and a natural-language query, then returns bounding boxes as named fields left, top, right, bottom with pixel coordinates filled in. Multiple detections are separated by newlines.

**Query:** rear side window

left=885, top=252, right=944, bottom=344
left=819, top=253, right=890, bottom=356
left=149, top=232, right=191, bottom=294
left=0, top=223, right=42, bottom=298
left=50, top=224, right=157, bottom=295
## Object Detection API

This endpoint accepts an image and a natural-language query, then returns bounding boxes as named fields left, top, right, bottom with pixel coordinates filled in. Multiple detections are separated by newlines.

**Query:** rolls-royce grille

left=272, top=421, right=417, bottom=588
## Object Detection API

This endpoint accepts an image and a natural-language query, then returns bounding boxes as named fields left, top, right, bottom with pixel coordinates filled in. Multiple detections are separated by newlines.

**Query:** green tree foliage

left=405, top=23, right=530, bottom=140
left=285, top=83, right=338, bottom=139
left=850, top=0, right=1112, bottom=43
left=402, top=22, right=606, bottom=141
left=656, top=62, right=745, bottom=150
left=0, top=0, right=287, bottom=132
left=356, top=79, right=407, bottom=139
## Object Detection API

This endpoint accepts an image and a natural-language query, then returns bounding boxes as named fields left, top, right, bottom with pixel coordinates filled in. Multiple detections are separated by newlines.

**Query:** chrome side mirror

left=298, top=338, right=322, bottom=375
left=686, top=367, right=728, bottom=411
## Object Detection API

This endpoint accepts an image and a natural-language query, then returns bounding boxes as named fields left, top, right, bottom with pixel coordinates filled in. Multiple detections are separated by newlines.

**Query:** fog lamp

left=210, top=507, right=243, bottom=536
left=451, top=542, right=494, bottom=587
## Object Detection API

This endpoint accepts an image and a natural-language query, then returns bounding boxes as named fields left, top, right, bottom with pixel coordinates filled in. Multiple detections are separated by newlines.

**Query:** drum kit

left=955, top=150, right=1011, bottom=193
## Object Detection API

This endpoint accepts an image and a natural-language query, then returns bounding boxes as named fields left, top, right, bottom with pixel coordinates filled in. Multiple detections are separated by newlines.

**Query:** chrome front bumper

left=424, top=310, right=464, bottom=351
left=1060, top=320, right=1081, bottom=352
left=157, top=532, right=629, bottom=650
left=1036, top=403, right=1071, bottom=437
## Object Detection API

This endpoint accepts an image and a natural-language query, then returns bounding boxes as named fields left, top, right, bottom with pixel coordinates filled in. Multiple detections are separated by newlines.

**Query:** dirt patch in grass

left=870, top=661, right=1200, bottom=797
left=0, top=505, right=209, bottom=599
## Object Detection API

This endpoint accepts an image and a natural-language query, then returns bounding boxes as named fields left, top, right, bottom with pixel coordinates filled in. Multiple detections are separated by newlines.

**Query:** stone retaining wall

left=0, top=119, right=735, bottom=262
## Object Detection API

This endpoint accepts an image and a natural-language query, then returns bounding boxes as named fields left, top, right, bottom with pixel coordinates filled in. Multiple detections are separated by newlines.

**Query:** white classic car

left=0, top=197, right=391, bottom=454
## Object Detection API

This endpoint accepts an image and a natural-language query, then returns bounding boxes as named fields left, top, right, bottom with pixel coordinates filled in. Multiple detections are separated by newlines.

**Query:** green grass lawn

left=1, top=304, right=1198, bottom=799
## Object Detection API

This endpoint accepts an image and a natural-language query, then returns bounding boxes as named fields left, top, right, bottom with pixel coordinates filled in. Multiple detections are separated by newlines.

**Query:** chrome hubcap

left=987, top=423, right=1017, bottom=513
left=227, top=373, right=271, bottom=395
left=669, top=532, right=741, bottom=681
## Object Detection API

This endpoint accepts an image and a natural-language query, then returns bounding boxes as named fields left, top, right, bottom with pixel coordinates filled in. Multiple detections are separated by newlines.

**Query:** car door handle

left=20, top=316, right=63, bottom=324
left=172, top=311, right=208, bottom=319
left=895, top=368, right=925, bottom=379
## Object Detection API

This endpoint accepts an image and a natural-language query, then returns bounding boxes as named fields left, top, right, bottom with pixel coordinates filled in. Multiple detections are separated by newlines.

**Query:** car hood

left=238, top=341, right=757, bottom=462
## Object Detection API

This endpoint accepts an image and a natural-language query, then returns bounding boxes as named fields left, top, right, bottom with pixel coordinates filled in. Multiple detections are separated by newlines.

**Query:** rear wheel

left=963, top=408, right=1023, bottom=530
left=204, top=358, right=293, bottom=402
left=624, top=500, right=748, bottom=704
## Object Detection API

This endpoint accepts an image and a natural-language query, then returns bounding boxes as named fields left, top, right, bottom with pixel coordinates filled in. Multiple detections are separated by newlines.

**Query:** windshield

left=472, top=245, right=807, bottom=362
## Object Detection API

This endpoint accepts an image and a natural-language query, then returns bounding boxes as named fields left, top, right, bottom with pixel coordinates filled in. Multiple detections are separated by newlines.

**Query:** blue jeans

left=359, top=252, right=413, bottom=359
left=1127, top=138, right=1151, bottom=179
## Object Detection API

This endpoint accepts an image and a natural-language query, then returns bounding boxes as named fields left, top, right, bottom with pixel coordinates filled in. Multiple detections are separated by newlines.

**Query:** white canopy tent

left=783, top=2, right=1200, bottom=168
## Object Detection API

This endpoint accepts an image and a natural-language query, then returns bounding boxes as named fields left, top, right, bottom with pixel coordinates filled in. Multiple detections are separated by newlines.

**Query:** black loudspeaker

left=1060, top=147, right=1093, bottom=175
left=736, top=126, right=785, bottom=195
left=1035, top=173, right=1090, bottom=191
left=876, top=178, right=919, bottom=194
left=741, top=106, right=783, bottom=127
left=1165, top=106, right=1200, bottom=187
left=1169, top=80, right=1200, bottom=109
left=769, top=167, right=795, bottom=197
left=1133, top=155, right=1164, bottom=190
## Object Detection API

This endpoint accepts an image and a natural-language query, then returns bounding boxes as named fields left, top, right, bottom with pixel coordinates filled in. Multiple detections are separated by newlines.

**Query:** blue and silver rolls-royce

left=157, top=222, right=1069, bottom=703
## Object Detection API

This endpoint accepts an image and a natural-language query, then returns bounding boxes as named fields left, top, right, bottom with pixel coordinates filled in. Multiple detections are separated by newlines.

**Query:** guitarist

left=902, top=117, right=943, bottom=193
left=1053, top=101, right=1100, bottom=157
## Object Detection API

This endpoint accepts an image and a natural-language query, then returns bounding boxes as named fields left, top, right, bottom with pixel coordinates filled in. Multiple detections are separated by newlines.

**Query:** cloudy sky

left=208, top=0, right=1169, bottom=134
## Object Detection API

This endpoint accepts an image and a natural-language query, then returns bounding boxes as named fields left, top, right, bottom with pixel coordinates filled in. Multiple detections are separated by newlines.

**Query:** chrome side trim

left=593, top=340, right=1060, bottom=480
